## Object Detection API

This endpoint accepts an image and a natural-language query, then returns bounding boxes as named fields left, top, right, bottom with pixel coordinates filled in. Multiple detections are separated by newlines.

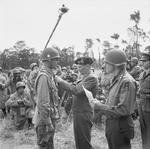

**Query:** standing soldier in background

left=28, top=63, right=39, bottom=88
left=33, top=47, right=60, bottom=149
left=129, top=57, right=142, bottom=120
left=28, top=63, right=39, bottom=107
left=138, top=46, right=150, bottom=149
left=0, top=67, right=9, bottom=117
left=55, top=57, right=98, bottom=149
left=129, top=57, right=142, bottom=81
left=85, top=49, right=137, bottom=149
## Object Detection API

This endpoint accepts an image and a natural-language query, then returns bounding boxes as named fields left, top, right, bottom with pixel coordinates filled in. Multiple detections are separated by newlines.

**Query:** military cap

left=140, top=55, right=150, bottom=61
left=140, top=46, right=150, bottom=61
left=75, top=57, right=94, bottom=65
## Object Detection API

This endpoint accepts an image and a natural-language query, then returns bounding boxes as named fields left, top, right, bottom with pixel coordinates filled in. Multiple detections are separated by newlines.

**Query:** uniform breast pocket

left=20, top=107, right=26, bottom=116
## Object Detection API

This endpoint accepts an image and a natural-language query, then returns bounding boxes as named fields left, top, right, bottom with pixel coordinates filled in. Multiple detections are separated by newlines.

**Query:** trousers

left=36, top=123, right=55, bottom=149
left=139, top=106, right=150, bottom=149
left=73, top=112, right=93, bottom=149
left=105, top=116, right=134, bottom=149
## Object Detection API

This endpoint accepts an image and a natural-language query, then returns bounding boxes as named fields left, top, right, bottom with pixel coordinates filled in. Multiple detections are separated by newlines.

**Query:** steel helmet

left=30, top=63, right=38, bottom=70
left=105, top=49, right=127, bottom=66
left=62, top=67, right=67, bottom=71
left=41, top=47, right=60, bottom=62
left=16, top=81, right=25, bottom=89
left=72, top=64, right=78, bottom=69
left=131, top=57, right=138, bottom=64
left=13, top=68, right=21, bottom=74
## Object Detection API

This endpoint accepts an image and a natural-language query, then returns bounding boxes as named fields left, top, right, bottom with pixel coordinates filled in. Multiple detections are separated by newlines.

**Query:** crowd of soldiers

left=0, top=46, right=149, bottom=149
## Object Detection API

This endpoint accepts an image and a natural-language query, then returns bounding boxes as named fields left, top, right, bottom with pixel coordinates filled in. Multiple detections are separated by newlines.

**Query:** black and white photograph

left=0, top=0, right=150, bottom=149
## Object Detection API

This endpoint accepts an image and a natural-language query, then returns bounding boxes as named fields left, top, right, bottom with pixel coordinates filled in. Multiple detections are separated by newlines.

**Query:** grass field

left=0, top=118, right=142, bottom=149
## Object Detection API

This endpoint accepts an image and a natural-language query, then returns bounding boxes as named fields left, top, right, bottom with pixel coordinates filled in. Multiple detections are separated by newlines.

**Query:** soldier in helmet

left=60, top=67, right=68, bottom=80
left=72, top=64, right=79, bottom=74
left=33, top=47, right=60, bottom=149
left=28, top=63, right=39, bottom=107
left=5, top=82, right=32, bottom=130
left=0, top=67, right=9, bottom=117
left=129, top=57, right=142, bottom=81
left=1, top=68, right=23, bottom=94
left=138, top=46, right=150, bottom=149
left=128, top=57, right=142, bottom=120
left=55, top=56, right=98, bottom=149
left=29, top=63, right=39, bottom=86
left=85, top=49, right=137, bottom=149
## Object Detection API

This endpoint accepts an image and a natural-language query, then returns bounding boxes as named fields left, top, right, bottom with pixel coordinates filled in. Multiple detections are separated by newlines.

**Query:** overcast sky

left=0, top=0, right=150, bottom=54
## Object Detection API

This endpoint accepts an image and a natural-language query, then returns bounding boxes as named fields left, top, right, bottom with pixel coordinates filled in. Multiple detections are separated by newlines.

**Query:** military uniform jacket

left=58, top=73, right=98, bottom=113
left=28, top=70, right=38, bottom=89
left=139, top=69, right=150, bottom=112
left=104, top=70, right=137, bottom=118
left=0, top=74, right=8, bottom=109
left=5, top=91, right=32, bottom=117
left=33, top=65, right=59, bottom=126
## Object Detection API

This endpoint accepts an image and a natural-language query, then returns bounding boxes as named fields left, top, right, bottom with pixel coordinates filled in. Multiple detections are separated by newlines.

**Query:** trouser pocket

left=119, top=116, right=134, bottom=139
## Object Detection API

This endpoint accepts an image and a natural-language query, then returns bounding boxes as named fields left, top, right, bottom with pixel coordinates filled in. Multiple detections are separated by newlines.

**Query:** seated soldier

left=5, top=81, right=33, bottom=130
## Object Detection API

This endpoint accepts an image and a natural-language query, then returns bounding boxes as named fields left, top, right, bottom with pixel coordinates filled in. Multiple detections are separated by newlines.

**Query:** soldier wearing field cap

left=85, top=49, right=137, bottom=149
left=55, top=56, right=98, bottom=149
left=138, top=46, right=150, bottom=149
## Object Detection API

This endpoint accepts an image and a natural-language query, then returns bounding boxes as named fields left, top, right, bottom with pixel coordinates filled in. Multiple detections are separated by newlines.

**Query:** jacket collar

left=40, top=64, right=54, bottom=76
left=109, top=69, right=126, bottom=90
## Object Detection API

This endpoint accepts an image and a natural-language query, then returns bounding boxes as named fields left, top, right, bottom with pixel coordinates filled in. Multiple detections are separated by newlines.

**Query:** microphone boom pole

left=44, top=5, right=69, bottom=50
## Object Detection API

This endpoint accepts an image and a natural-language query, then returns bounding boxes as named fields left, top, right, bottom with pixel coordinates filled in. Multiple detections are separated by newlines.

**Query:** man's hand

left=55, top=76, right=63, bottom=83
left=0, top=84, right=3, bottom=90
left=0, top=83, right=5, bottom=90
left=82, top=85, right=109, bottom=111
left=82, top=85, right=100, bottom=108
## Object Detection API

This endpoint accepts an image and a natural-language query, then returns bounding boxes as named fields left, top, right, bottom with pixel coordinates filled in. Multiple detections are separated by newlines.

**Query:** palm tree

left=110, top=33, right=120, bottom=40
left=130, top=10, right=141, bottom=58
left=96, top=38, right=101, bottom=67
left=84, top=38, right=94, bottom=58
left=102, top=41, right=112, bottom=56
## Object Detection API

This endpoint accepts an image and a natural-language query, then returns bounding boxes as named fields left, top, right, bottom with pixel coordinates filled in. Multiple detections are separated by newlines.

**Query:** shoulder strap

left=34, top=71, right=49, bottom=95
left=34, top=71, right=55, bottom=106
